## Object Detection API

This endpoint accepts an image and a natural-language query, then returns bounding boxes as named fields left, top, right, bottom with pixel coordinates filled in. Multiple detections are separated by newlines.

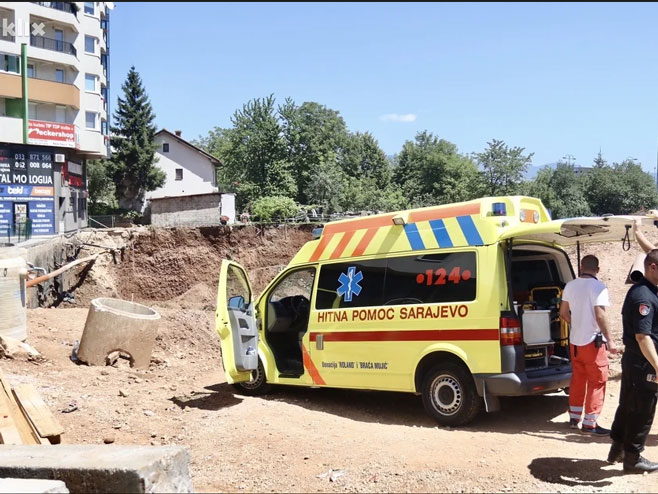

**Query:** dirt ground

left=3, top=224, right=658, bottom=493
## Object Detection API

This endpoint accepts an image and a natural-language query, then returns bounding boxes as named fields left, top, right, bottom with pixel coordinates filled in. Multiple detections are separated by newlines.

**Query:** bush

left=251, top=196, right=299, bottom=222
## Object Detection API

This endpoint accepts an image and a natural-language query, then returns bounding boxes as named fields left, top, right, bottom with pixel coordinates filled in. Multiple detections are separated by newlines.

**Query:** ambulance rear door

left=499, top=215, right=640, bottom=247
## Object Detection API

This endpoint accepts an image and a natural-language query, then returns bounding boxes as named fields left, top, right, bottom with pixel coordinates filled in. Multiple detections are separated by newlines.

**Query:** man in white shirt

left=560, top=255, right=617, bottom=435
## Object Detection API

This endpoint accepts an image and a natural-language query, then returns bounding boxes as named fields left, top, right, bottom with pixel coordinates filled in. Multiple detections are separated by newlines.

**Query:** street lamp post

left=562, top=154, right=576, bottom=167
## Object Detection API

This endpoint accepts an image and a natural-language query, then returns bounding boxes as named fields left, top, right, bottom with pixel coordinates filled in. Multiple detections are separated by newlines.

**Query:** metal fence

left=89, top=215, right=134, bottom=229
left=0, top=219, right=32, bottom=245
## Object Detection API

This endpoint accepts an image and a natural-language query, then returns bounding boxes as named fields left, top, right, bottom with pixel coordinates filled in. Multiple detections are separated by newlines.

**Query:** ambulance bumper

left=476, top=369, right=572, bottom=397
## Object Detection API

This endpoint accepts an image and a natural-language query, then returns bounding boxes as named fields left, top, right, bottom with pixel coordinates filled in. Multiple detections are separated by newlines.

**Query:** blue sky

left=110, top=2, right=658, bottom=173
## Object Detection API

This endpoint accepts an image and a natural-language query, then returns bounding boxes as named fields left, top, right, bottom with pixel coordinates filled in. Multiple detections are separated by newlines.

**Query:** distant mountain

left=524, top=162, right=559, bottom=180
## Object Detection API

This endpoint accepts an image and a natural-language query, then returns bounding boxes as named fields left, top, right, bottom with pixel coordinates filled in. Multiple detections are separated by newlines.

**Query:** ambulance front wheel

left=421, top=362, right=482, bottom=427
left=232, top=359, right=272, bottom=396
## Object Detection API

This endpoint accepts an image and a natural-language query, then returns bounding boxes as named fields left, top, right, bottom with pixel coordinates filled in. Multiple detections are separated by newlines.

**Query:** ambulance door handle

left=316, top=334, right=324, bottom=350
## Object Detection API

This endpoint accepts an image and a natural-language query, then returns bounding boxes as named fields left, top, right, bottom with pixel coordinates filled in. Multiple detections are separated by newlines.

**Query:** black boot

left=607, top=442, right=624, bottom=464
left=623, top=452, right=658, bottom=474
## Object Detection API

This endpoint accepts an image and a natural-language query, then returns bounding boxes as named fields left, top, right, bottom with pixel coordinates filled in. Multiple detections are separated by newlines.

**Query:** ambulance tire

left=421, top=363, right=482, bottom=427
left=232, top=360, right=272, bottom=396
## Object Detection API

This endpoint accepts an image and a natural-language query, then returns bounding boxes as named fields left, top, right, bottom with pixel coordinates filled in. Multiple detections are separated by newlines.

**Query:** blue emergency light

left=492, top=202, right=507, bottom=216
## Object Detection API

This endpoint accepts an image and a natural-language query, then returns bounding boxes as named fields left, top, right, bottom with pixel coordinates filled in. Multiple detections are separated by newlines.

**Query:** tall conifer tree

left=107, top=66, right=165, bottom=211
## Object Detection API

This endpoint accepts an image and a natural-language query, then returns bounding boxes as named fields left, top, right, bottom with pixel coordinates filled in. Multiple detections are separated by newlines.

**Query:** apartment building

left=0, top=1, right=112, bottom=237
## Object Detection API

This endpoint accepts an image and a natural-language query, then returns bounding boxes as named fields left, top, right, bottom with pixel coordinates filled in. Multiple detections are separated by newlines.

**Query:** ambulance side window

left=315, top=259, right=386, bottom=310
left=384, top=252, right=477, bottom=305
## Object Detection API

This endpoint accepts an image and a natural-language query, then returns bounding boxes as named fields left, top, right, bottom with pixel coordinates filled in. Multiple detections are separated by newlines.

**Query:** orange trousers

left=568, top=341, right=609, bottom=428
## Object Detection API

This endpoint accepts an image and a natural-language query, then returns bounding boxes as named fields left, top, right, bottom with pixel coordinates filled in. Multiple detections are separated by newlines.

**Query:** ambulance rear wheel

left=232, top=360, right=271, bottom=396
left=421, top=363, right=482, bottom=427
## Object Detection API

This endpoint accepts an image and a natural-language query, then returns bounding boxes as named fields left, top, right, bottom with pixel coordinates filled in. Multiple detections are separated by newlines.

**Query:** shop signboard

left=27, top=120, right=77, bottom=149
left=0, top=145, right=55, bottom=235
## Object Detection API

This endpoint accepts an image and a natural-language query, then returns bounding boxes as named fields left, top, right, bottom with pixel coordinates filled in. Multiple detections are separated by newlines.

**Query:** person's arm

left=559, top=300, right=571, bottom=324
left=636, top=334, right=658, bottom=376
left=594, top=306, right=617, bottom=353
left=633, top=219, right=654, bottom=254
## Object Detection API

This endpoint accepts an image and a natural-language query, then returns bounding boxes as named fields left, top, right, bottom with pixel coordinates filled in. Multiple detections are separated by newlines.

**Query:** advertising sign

left=0, top=145, right=55, bottom=235
left=27, top=120, right=77, bottom=149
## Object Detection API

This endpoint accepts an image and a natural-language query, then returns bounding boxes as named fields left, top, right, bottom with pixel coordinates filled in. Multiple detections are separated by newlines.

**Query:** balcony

left=0, top=116, right=23, bottom=145
left=30, top=34, right=77, bottom=57
left=31, top=2, right=78, bottom=15
left=0, top=72, right=80, bottom=109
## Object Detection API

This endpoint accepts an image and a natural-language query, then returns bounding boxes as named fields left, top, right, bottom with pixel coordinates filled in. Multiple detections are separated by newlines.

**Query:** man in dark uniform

left=609, top=248, right=658, bottom=473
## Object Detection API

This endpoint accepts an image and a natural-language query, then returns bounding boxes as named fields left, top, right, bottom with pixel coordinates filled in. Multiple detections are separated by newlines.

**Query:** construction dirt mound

left=71, top=224, right=315, bottom=306
left=115, top=225, right=314, bottom=303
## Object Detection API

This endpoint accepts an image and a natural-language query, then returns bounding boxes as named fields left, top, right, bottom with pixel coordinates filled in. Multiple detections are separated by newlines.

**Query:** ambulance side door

left=215, top=260, right=258, bottom=384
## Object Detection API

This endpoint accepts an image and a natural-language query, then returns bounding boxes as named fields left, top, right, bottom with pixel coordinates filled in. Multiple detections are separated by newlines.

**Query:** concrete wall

left=151, top=194, right=221, bottom=228
left=20, top=229, right=128, bottom=308
left=219, top=192, right=235, bottom=223
left=148, top=134, right=218, bottom=201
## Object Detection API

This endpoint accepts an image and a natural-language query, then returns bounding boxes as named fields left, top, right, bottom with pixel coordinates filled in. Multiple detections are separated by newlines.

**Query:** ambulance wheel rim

left=431, top=374, right=462, bottom=415
left=241, top=366, right=264, bottom=390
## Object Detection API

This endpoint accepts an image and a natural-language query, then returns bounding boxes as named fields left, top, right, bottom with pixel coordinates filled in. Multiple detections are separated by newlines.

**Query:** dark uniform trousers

left=610, top=351, right=658, bottom=454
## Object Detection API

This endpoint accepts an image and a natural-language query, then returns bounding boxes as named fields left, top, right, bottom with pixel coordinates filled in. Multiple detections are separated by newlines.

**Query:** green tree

left=474, top=139, right=533, bottom=196
left=86, top=159, right=117, bottom=214
left=193, top=126, right=231, bottom=161
left=526, top=163, right=591, bottom=218
left=393, top=131, right=483, bottom=208
left=279, top=100, right=349, bottom=203
left=106, top=66, right=165, bottom=211
left=251, top=195, right=298, bottom=222
left=306, top=154, right=346, bottom=213
left=341, top=132, right=392, bottom=189
left=222, top=95, right=296, bottom=209
left=585, top=157, right=658, bottom=214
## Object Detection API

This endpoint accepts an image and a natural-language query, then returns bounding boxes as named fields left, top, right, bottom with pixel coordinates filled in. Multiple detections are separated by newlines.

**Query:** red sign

left=28, top=120, right=77, bottom=148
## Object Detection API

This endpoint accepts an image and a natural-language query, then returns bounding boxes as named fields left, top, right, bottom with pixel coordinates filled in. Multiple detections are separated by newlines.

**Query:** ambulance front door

left=215, top=260, right=258, bottom=384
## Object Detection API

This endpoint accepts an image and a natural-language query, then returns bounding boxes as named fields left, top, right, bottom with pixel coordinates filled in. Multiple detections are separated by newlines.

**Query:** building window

left=54, top=29, right=64, bottom=51
left=2, top=54, right=20, bottom=74
left=28, top=103, right=37, bottom=120
left=55, top=106, right=66, bottom=123
left=84, top=2, right=95, bottom=15
left=162, top=143, right=169, bottom=153
left=85, top=111, right=96, bottom=129
left=101, top=120, right=108, bottom=135
left=85, top=74, right=96, bottom=92
left=27, top=64, right=35, bottom=78
left=55, top=69, right=64, bottom=83
left=84, top=36, right=95, bottom=54
left=175, top=169, right=183, bottom=181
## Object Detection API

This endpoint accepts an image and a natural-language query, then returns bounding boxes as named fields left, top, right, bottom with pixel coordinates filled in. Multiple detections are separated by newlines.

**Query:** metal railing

left=31, top=2, right=77, bottom=15
left=28, top=73, right=72, bottom=85
left=1, top=219, right=32, bottom=245
left=30, top=34, right=77, bottom=56
left=89, top=215, right=134, bottom=229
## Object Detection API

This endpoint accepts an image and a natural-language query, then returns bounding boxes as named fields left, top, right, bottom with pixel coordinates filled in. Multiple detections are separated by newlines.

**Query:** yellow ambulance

left=215, top=196, right=635, bottom=426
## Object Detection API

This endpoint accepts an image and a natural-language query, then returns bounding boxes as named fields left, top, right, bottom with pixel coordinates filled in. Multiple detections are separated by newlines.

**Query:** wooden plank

left=0, top=390, right=22, bottom=445
left=13, top=385, right=64, bottom=439
left=0, top=368, right=42, bottom=444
